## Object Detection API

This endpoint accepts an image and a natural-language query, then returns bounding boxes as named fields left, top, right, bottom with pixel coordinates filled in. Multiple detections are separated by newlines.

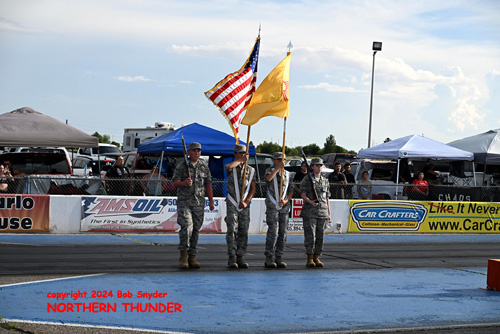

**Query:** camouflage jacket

left=173, top=160, right=212, bottom=207
left=300, top=173, right=330, bottom=218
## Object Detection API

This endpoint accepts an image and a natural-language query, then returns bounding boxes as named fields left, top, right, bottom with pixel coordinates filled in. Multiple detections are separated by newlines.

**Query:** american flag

left=205, top=37, right=260, bottom=141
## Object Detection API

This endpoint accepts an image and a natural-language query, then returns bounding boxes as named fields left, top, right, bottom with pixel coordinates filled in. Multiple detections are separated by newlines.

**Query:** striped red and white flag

left=205, top=37, right=260, bottom=141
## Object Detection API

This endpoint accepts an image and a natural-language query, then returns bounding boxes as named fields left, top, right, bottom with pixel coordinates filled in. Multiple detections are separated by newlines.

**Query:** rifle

left=181, top=133, right=191, bottom=179
left=301, top=149, right=319, bottom=203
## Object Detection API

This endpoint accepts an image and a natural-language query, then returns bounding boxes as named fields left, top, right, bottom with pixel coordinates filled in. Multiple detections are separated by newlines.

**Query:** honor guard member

left=224, top=144, right=256, bottom=268
left=264, top=152, right=294, bottom=268
left=173, top=142, right=215, bottom=269
left=300, top=157, right=331, bottom=268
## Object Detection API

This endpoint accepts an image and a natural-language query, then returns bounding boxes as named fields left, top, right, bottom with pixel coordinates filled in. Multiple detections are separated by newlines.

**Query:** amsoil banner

left=81, top=196, right=222, bottom=232
left=0, top=194, right=50, bottom=232
left=349, top=200, right=500, bottom=233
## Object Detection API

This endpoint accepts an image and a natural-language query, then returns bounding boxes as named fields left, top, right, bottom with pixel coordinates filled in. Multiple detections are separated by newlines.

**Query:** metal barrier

left=1, top=176, right=499, bottom=202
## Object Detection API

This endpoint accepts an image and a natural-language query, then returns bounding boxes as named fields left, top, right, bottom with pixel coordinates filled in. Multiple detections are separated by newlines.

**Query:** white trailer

left=122, top=122, right=176, bottom=152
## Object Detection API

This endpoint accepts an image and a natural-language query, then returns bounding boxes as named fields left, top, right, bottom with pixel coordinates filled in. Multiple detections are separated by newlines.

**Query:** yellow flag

left=241, top=52, right=291, bottom=126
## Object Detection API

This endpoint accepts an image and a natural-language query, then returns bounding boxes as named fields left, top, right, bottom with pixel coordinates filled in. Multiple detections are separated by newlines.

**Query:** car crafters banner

left=349, top=200, right=500, bottom=233
left=81, top=196, right=222, bottom=232
left=0, top=194, right=50, bottom=232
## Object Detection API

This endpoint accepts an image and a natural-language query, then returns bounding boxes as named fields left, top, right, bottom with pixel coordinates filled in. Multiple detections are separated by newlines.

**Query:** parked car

left=321, top=153, right=357, bottom=169
left=1, top=149, right=72, bottom=175
left=352, top=160, right=405, bottom=200
left=75, top=143, right=122, bottom=159
left=4, top=147, right=73, bottom=166
left=72, top=156, right=115, bottom=177
left=0, top=149, right=75, bottom=194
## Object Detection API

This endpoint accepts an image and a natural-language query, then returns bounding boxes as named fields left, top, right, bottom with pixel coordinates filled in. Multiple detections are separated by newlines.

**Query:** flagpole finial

left=287, top=41, right=293, bottom=52
left=258, top=23, right=261, bottom=37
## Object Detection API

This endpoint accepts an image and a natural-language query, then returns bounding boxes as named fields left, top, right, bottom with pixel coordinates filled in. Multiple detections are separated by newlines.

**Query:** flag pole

left=279, top=117, right=287, bottom=201
left=240, top=125, right=251, bottom=202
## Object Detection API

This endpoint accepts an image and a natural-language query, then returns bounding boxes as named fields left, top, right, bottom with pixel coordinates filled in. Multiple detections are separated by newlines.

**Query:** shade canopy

left=138, top=122, right=255, bottom=156
left=358, top=135, right=474, bottom=161
left=0, top=107, right=98, bottom=148
left=448, top=129, right=500, bottom=163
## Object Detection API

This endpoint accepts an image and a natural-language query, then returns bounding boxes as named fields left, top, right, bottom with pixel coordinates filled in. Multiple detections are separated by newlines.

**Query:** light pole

left=367, top=41, right=382, bottom=148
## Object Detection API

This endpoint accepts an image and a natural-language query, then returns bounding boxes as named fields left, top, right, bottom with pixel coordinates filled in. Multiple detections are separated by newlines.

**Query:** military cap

left=234, top=144, right=247, bottom=153
left=272, top=152, right=286, bottom=160
left=310, top=158, right=323, bottom=165
left=188, top=142, right=202, bottom=150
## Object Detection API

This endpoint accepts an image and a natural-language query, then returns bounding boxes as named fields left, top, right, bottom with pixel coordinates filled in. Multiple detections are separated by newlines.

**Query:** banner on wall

left=349, top=200, right=500, bottom=233
left=0, top=194, right=50, bottom=232
left=81, top=196, right=223, bottom=232
left=428, top=185, right=482, bottom=202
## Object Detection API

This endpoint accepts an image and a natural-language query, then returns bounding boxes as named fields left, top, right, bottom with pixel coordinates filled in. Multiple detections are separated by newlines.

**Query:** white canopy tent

left=358, top=135, right=476, bottom=196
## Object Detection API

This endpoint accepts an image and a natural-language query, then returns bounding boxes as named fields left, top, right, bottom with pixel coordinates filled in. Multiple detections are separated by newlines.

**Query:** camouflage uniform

left=264, top=167, right=293, bottom=257
left=173, top=159, right=211, bottom=255
left=300, top=173, right=330, bottom=255
left=225, top=163, right=256, bottom=257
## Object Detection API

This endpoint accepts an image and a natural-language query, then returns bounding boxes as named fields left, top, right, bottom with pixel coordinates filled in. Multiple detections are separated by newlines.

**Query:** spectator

left=357, top=171, right=372, bottom=200
left=105, top=156, right=130, bottom=195
left=328, top=162, right=346, bottom=199
left=141, top=166, right=167, bottom=196
left=0, top=164, right=12, bottom=193
left=343, top=162, right=355, bottom=199
left=410, top=172, right=428, bottom=200
left=422, top=161, right=441, bottom=184
left=293, top=161, right=308, bottom=198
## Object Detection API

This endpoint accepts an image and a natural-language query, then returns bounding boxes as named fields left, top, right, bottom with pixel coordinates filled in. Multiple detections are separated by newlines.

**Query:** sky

left=0, top=0, right=499, bottom=153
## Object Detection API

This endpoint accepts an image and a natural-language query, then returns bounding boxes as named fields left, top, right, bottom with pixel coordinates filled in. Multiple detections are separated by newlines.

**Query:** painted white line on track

left=0, top=242, right=40, bottom=246
left=0, top=273, right=106, bottom=288
left=2, top=319, right=193, bottom=334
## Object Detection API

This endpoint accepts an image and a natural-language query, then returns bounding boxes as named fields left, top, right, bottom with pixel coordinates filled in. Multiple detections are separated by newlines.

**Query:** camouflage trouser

left=264, top=203, right=290, bottom=257
left=177, top=204, right=205, bottom=255
left=302, top=216, right=328, bottom=255
left=225, top=203, right=250, bottom=257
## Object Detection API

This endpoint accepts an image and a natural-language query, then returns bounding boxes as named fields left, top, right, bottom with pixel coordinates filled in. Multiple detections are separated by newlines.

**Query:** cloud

left=0, top=17, right=42, bottom=33
left=114, top=76, right=151, bottom=82
left=300, top=82, right=364, bottom=93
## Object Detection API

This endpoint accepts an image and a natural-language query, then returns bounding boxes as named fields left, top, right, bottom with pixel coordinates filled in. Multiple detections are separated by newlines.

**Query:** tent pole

left=472, top=161, right=477, bottom=186
left=395, top=158, right=400, bottom=200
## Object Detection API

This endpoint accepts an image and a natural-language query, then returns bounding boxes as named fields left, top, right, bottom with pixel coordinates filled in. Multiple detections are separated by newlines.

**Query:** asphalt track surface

left=1, top=234, right=500, bottom=334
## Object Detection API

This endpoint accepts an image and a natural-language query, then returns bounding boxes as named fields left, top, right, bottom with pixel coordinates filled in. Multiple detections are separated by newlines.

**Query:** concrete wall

left=48, top=196, right=350, bottom=234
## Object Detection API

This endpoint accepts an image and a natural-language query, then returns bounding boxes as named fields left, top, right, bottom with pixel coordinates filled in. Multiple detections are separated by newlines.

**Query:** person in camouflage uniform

left=173, top=142, right=214, bottom=269
left=300, top=157, right=331, bottom=268
left=264, top=152, right=294, bottom=268
left=224, top=144, right=256, bottom=269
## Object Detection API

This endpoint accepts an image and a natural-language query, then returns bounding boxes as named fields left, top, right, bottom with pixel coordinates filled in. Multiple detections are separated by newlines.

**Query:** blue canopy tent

left=138, top=122, right=255, bottom=156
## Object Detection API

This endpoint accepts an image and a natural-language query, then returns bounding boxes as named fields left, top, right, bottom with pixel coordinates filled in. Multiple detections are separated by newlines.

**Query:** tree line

left=254, top=135, right=357, bottom=156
